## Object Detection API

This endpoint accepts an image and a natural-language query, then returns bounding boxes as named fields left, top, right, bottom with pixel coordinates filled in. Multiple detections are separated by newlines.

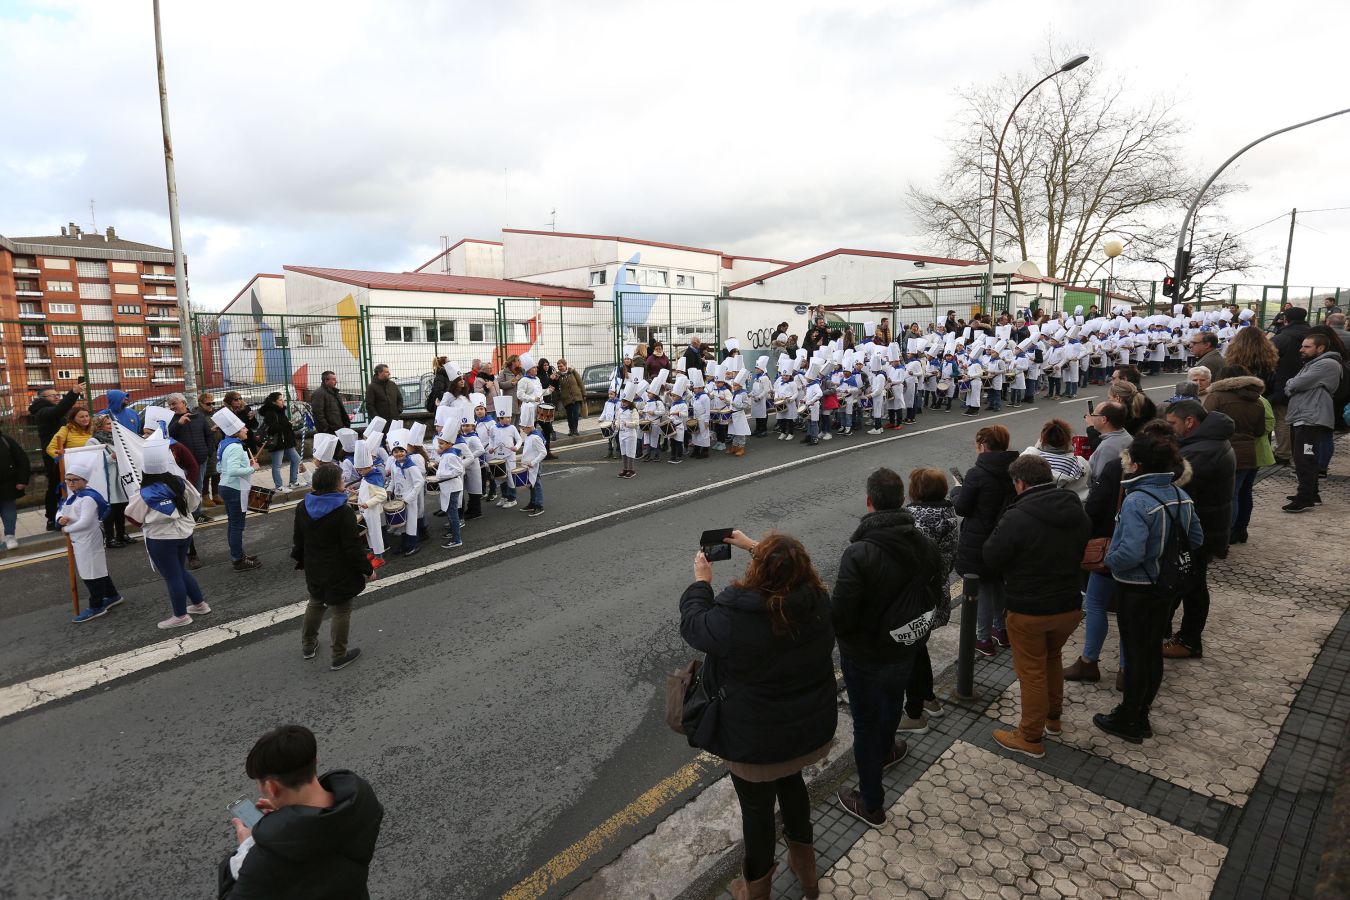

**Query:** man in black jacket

left=982, top=455, right=1090, bottom=758
left=308, top=371, right=351, bottom=436
left=1270, top=307, right=1312, bottom=462
left=682, top=337, right=707, bottom=374
left=292, top=463, right=373, bottom=670
left=219, top=724, right=383, bottom=899
left=1163, top=400, right=1235, bottom=659
left=29, top=379, right=84, bottom=528
left=833, top=467, right=943, bottom=827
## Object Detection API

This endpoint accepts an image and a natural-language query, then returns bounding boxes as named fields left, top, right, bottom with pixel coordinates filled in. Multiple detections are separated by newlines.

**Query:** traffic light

left=1162, top=276, right=1176, bottom=297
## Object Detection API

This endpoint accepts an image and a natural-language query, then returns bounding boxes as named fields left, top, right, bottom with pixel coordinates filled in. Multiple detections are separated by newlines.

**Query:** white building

left=413, top=238, right=505, bottom=278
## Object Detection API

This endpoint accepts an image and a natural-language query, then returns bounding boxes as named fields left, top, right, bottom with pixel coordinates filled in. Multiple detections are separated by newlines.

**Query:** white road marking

left=0, top=384, right=1179, bottom=720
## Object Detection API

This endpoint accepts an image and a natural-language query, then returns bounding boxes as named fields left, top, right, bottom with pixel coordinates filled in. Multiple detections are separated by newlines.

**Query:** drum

left=861, top=397, right=872, bottom=411
left=773, top=399, right=788, bottom=414
left=425, top=478, right=440, bottom=493
left=511, top=468, right=531, bottom=488
left=489, top=461, right=508, bottom=481
left=638, top=416, right=652, bottom=428
left=716, top=412, right=732, bottom=425
left=384, top=500, right=408, bottom=529
left=600, top=425, right=615, bottom=439
left=536, top=404, right=556, bottom=423
left=247, top=486, right=275, bottom=514
left=661, top=421, right=677, bottom=438
left=937, top=379, right=953, bottom=393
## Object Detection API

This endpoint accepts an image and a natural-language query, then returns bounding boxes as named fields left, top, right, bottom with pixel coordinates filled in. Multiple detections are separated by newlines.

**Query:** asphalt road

left=0, top=383, right=1171, bottom=900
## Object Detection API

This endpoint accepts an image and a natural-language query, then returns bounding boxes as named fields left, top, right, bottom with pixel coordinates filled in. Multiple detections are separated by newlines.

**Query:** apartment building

left=0, top=224, right=186, bottom=415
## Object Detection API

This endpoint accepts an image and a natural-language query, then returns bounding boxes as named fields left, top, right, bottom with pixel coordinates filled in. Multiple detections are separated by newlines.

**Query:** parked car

left=348, top=373, right=435, bottom=431
left=582, top=363, right=616, bottom=399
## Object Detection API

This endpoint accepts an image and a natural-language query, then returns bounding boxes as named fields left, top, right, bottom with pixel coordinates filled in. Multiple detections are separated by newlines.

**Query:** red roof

left=726, top=248, right=980, bottom=292
left=283, top=266, right=592, bottom=300
left=502, top=228, right=722, bottom=256
left=720, top=253, right=794, bottom=269
left=414, top=238, right=503, bottom=272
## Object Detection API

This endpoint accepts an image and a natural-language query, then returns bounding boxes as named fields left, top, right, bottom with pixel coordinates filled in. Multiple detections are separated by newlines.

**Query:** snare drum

left=638, top=416, right=653, bottom=428
left=247, top=486, right=275, bottom=514
left=716, top=412, right=732, bottom=425
left=425, top=478, right=440, bottom=493
left=660, top=421, right=677, bottom=438
left=511, top=468, right=531, bottom=488
left=536, top=404, right=556, bottom=423
left=773, top=399, right=788, bottom=414
left=600, top=425, right=614, bottom=438
left=384, top=500, right=408, bottom=529
left=937, top=379, right=953, bottom=393
left=488, top=461, right=508, bottom=481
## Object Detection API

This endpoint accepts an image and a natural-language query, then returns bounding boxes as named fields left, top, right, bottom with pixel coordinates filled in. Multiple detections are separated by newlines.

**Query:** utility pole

left=1280, top=207, right=1297, bottom=304
left=153, top=0, right=198, bottom=396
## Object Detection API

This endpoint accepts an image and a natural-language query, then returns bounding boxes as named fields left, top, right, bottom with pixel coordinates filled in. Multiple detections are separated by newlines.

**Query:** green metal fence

left=615, top=292, right=720, bottom=359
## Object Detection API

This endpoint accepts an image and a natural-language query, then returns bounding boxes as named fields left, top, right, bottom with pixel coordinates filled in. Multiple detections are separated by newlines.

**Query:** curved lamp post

left=985, top=54, right=1090, bottom=315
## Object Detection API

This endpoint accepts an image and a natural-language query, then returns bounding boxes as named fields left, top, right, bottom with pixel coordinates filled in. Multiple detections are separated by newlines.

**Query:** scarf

left=217, top=435, right=243, bottom=464
left=141, top=480, right=184, bottom=517
left=64, top=486, right=110, bottom=521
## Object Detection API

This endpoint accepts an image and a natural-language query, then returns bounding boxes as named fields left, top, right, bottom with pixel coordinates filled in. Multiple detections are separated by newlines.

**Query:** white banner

left=110, top=422, right=145, bottom=499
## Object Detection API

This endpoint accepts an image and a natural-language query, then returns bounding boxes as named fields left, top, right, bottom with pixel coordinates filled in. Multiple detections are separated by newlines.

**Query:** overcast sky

left=2, top=0, right=1348, bottom=308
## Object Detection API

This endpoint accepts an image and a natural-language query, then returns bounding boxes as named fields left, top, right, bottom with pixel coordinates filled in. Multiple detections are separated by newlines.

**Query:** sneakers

left=1044, top=719, right=1062, bottom=736
left=837, top=788, right=886, bottom=828
left=72, top=606, right=108, bottom=624
left=867, top=427, right=883, bottom=435
left=821, top=432, right=832, bottom=441
left=232, top=558, right=262, bottom=571
left=1282, top=499, right=1316, bottom=513
left=527, top=507, right=545, bottom=517
left=500, top=500, right=517, bottom=509
left=882, top=739, right=910, bottom=769
left=993, top=728, right=1046, bottom=758
left=1162, top=638, right=1201, bottom=659
left=975, top=639, right=997, bottom=658
left=923, top=699, right=945, bottom=717
left=3, top=535, right=17, bottom=550
left=441, top=538, right=463, bottom=549
left=1092, top=708, right=1146, bottom=744
left=1064, top=657, right=1101, bottom=682
left=302, top=647, right=316, bottom=660
left=186, top=602, right=211, bottom=615
left=991, top=627, right=1010, bottom=648
left=104, top=595, right=125, bottom=610
left=157, top=614, right=192, bottom=629
left=331, top=648, right=362, bottom=670
left=897, top=713, right=929, bottom=734
left=402, top=542, right=421, bottom=558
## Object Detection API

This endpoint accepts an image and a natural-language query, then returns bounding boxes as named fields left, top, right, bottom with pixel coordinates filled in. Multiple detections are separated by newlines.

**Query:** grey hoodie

left=1285, top=350, right=1343, bottom=429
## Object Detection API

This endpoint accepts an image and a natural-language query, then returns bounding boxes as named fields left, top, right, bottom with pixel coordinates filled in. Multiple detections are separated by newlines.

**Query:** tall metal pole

left=154, top=0, right=198, bottom=397
left=985, top=55, right=1089, bottom=316
left=1172, top=108, right=1350, bottom=300
left=1280, top=207, right=1297, bottom=304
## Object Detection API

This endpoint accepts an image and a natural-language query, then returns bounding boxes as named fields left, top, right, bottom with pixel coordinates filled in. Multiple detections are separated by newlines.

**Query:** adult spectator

left=554, top=359, right=585, bottom=437
left=222, top=392, right=261, bottom=455
left=1327, top=313, right=1350, bottom=356
left=1094, top=431, right=1204, bottom=743
left=475, top=362, right=499, bottom=401
left=683, top=336, right=707, bottom=374
left=197, top=394, right=223, bottom=508
left=465, top=358, right=482, bottom=390
left=213, top=407, right=262, bottom=572
left=1225, top=327, right=1279, bottom=388
left=30, top=380, right=85, bottom=530
left=982, top=455, right=1090, bottom=758
left=943, top=311, right=959, bottom=334
left=46, top=406, right=95, bottom=460
left=98, top=389, right=141, bottom=434
left=952, top=425, right=1018, bottom=658
left=804, top=315, right=830, bottom=354
left=1270, top=306, right=1313, bottom=462
left=1203, top=365, right=1266, bottom=543
left=167, top=392, right=214, bottom=523
left=1109, top=365, right=1157, bottom=428
left=131, top=435, right=209, bottom=629
left=833, top=468, right=943, bottom=826
left=1322, top=295, right=1343, bottom=320
left=645, top=341, right=671, bottom=381
left=899, top=468, right=959, bottom=731
left=365, top=365, right=402, bottom=435
left=261, top=393, right=305, bottom=491
left=1189, top=332, right=1225, bottom=378
left=496, top=355, right=521, bottom=401
left=308, top=371, right=351, bottom=436
left=1282, top=333, right=1343, bottom=513
left=218, top=724, right=383, bottom=899
left=89, top=415, right=133, bottom=548
left=875, top=317, right=893, bottom=346
left=1162, top=400, right=1235, bottom=659
left=1, top=426, right=32, bottom=550
left=1309, top=325, right=1350, bottom=436
left=293, top=462, right=372, bottom=670
left=1021, top=418, right=1088, bottom=497
left=1086, top=403, right=1130, bottom=486
left=428, top=356, right=451, bottom=408
left=1187, top=366, right=1212, bottom=393
left=680, top=530, right=836, bottom=897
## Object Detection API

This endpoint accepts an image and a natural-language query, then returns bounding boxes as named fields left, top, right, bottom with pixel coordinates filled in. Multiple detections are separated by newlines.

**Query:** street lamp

left=1103, top=238, right=1124, bottom=305
left=984, top=54, right=1090, bottom=315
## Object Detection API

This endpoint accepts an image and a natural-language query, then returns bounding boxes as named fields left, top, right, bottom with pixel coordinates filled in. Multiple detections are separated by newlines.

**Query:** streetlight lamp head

left=1104, top=239, right=1124, bottom=259
left=1059, top=54, right=1090, bottom=72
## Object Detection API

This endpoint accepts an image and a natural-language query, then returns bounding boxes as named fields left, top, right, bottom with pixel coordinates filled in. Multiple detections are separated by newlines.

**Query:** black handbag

left=664, top=658, right=725, bottom=749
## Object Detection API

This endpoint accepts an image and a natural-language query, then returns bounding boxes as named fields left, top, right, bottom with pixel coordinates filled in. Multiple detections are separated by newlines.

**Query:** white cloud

left=2, top=0, right=1348, bottom=308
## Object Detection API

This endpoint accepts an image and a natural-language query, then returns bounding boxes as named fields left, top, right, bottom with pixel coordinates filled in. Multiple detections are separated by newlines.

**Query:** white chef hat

left=63, top=448, right=101, bottom=482
left=470, top=393, right=486, bottom=409
left=336, top=428, right=357, bottom=452
left=754, top=355, right=768, bottom=372
left=364, top=427, right=384, bottom=451
left=863, top=321, right=876, bottom=337
left=1074, top=305, right=1084, bottom=316
left=689, top=369, right=705, bottom=389
left=622, top=382, right=639, bottom=402
left=841, top=349, right=855, bottom=369
left=387, top=430, right=409, bottom=451
left=709, top=364, right=724, bottom=382
left=795, top=348, right=808, bottom=362
left=520, top=353, right=536, bottom=371
left=142, top=433, right=174, bottom=474
left=1239, top=308, right=1255, bottom=321
left=390, top=419, right=404, bottom=434
left=366, top=416, right=387, bottom=437
left=353, top=440, right=373, bottom=469
left=493, top=396, right=513, bottom=418
left=674, top=356, right=687, bottom=373
left=1173, top=304, right=1184, bottom=315
left=435, top=406, right=455, bottom=429
left=143, top=406, right=173, bottom=436
left=806, top=359, right=822, bottom=379
left=212, top=408, right=245, bottom=436
left=993, top=339, right=1007, bottom=352
left=886, top=343, right=901, bottom=362
left=437, top=430, right=455, bottom=445
left=444, top=362, right=460, bottom=380
left=724, top=337, right=739, bottom=352
left=672, top=374, right=690, bottom=395
left=777, top=354, right=792, bottom=372
left=734, top=369, right=750, bottom=388
left=312, top=433, right=338, bottom=463
left=650, top=369, right=670, bottom=392
left=623, top=345, right=636, bottom=360
left=409, top=422, right=427, bottom=447
left=869, top=353, right=884, bottom=372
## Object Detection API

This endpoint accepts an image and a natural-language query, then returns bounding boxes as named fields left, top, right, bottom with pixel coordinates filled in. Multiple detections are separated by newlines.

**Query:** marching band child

left=773, top=359, right=798, bottom=441
left=642, top=374, right=667, bottom=462
left=617, top=383, right=641, bottom=476
left=598, top=388, right=620, bottom=459
left=519, top=412, right=547, bottom=516
left=709, top=366, right=729, bottom=452
left=867, top=353, right=888, bottom=433
left=962, top=362, right=983, bottom=417
left=488, top=396, right=520, bottom=508
left=727, top=368, right=751, bottom=457
left=474, top=396, right=497, bottom=502
left=688, top=371, right=711, bottom=459
left=386, top=430, right=425, bottom=558
left=432, top=432, right=465, bottom=548
left=516, top=353, right=544, bottom=449
left=801, top=359, right=824, bottom=446
left=62, top=450, right=123, bottom=623
left=749, top=357, right=770, bottom=437
left=336, top=428, right=359, bottom=484
left=667, top=374, right=690, bottom=464
left=455, top=415, right=486, bottom=521
left=353, top=434, right=388, bottom=567
left=886, top=347, right=906, bottom=429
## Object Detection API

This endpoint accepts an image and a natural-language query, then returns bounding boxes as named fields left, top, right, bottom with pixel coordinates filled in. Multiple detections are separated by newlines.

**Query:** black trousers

left=1171, top=548, right=1211, bottom=650
left=902, top=644, right=935, bottom=718
left=1291, top=423, right=1330, bottom=502
left=1116, top=582, right=1171, bottom=722
left=729, top=771, right=812, bottom=881
left=43, top=455, right=61, bottom=525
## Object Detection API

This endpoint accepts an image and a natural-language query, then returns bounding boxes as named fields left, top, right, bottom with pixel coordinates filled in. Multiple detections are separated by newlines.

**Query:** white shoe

left=821, top=432, right=833, bottom=440
left=186, top=602, right=211, bottom=615
left=500, top=500, right=517, bottom=509
left=158, top=615, right=192, bottom=629
left=868, top=427, right=883, bottom=435
left=3, top=535, right=16, bottom=550
left=494, top=498, right=506, bottom=507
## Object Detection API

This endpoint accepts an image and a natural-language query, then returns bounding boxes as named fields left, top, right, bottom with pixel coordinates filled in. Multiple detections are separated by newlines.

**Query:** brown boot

left=787, top=841, right=819, bottom=899
left=730, top=863, right=776, bottom=900
left=1063, top=656, right=1100, bottom=682
left=1115, top=669, right=1126, bottom=691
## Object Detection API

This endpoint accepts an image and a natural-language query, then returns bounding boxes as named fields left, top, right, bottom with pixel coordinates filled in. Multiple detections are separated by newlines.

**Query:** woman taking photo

left=261, top=393, right=305, bottom=491
left=131, top=435, right=210, bottom=628
left=680, top=530, right=836, bottom=899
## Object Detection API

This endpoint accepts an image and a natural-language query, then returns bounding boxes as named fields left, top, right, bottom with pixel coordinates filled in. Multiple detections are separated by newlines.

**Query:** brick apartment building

left=0, top=224, right=187, bottom=419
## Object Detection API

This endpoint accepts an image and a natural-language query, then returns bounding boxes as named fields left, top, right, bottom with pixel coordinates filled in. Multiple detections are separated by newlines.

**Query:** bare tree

left=908, top=45, right=1195, bottom=283
left=1124, top=182, right=1263, bottom=301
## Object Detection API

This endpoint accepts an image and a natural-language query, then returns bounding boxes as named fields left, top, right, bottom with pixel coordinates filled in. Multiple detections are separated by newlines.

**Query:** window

left=116, top=305, right=141, bottom=315
left=149, top=328, right=180, bottom=341
left=16, top=280, right=38, bottom=292
left=13, top=256, right=36, bottom=268
left=76, top=260, right=108, bottom=279
left=42, top=258, right=70, bottom=269
left=88, top=370, right=119, bottom=385
left=84, top=326, right=114, bottom=342
left=55, top=347, right=81, bottom=358
left=565, top=324, right=593, bottom=347
left=110, top=262, right=137, bottom=274
left=468, top=322, right=495, bottom=343
left=676, top=274, right=694, bottom=289
left=24, top=347, right=47, bottom=360
left=590, top=270, right=607, bottom=286
left=18, top=302, right=40, bottom=315
left=117, top=325, right=144, bottom=336
left=49, top=302, right=76, bottom=314
left=114, top=283, right=139, bottom=294
left=506, top=321, right=529, bottom=343
left=27, top=367, right=54, bottom=382
left=645, top=269, right=669, bottom=287
left=151, top=286, right=171, bottom=295
left=297, top=324, right=325, bottom=347
left=85, top=347, right=117, bottom=363
left=242, top=336, right=258, bottom=350
left=384, top=325, right=417, bottom=342
left=121, top=346, right=146, bottom=358
left=79, top=283, right=112, bottom=300
left=82, top=305, right=114, bottom=321
left=122, top=368, right=148, bottom=379
left=423, top=320, right=455, bottom=343
left=46, top=281, right=74, bottom=293
left=625, top=267, right=637, bottom=282
left=51, top=325, right=79, bottom=336
left=149, top=265, right=167, bottom=275
left=56, top=370, right=80, bottom=380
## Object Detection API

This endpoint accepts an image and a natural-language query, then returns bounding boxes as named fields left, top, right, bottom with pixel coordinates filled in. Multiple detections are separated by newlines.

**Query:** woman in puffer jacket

left=900, top=467, right=960, bottom=728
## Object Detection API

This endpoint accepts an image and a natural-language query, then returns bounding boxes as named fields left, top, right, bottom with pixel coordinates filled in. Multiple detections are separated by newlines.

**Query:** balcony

left=151, top=374, right=181, bottom=384
left=23, top=356, right=51, bottom=364
left=15, top=289, right=43, bottom=298
left=148, top=335, right=181, bottom=344
left=13, top=267, right=40, bottom=276
left=20, top=334, right=49, bottom=343
left=151, top=355, right=183, bottom=364
left=144, top=294, right=178, bottom=303
left=18, top=310, right=46, bottom=320
left=26, top=377, right=54, bottom=386
left=141, top=272, right=176, bottom=283
left=144, top=314, right=180, bottom=323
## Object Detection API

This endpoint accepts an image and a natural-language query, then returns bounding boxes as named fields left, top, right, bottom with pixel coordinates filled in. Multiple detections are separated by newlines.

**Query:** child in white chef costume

left=488, top=396, right=521, bottom=508
left=616, top=382, right=642, bottom=476
left=432, top=432, right=465, bottom=548
left=63, top=448, right=124, bottom=623
left=385, top=429, right=426, bottom=558
left=519, top=408, right=547, bottom=516
left=353, top=433, right=388, bottom=567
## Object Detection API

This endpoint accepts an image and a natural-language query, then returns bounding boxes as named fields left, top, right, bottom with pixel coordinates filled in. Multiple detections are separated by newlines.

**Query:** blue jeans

left=529, top=478, right=544, bottom=508
left=219, top=485, right=247, bottom=561
left=444, top=490, right=462, bottom=542
left=840, top=651, right=916, bottom=812
left=501, top=477, right=517, bottom=501
left=976, top=577, right=1005, bottom=641
left=0, top=498, right=16, bottom=536
left=146, top=536, right=204, bottom=616
left=1231, top=468, right=1257, bottom=531
left=986, top=388, right=1002, bottom=411
left=1082, top=571, right=1124, bottom=665
left=270, top=446, right=302, bottom=488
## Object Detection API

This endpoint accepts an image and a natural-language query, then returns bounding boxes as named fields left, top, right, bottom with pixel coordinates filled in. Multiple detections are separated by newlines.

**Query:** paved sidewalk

left=730, top=436, right=1350, bottom=899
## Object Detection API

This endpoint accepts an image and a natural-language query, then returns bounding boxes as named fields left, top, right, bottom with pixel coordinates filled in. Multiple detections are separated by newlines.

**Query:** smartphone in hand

left=229, top=796, right=264, bottom=829
left=1087, top=400, right=1095, bottom=414
left=700, top=528, right=733, bottom=562
left=948, top=466, right=963, bottom=486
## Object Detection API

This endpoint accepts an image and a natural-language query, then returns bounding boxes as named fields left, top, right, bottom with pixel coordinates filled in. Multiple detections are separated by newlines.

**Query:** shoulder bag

left=1081, top=483, right=1124, bottom=573
left=664, top=658, right=726, bottom=750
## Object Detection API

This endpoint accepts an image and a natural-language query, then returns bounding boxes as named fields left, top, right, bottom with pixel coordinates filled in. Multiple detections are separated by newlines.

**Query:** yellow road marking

left=501, top=755, right=717, bottom=900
